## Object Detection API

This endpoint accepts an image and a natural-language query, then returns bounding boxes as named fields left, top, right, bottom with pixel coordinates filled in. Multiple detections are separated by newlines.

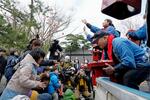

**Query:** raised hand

left=82, top=19, right=87, bottom=24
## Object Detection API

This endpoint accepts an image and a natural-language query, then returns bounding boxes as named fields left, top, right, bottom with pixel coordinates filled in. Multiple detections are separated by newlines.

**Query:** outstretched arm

left=82, top=19, right=101, bottom=33
left=83, top=26, right=93, bottom=42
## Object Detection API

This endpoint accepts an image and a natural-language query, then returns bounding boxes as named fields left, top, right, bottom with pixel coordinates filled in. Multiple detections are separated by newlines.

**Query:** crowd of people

left=0, top=14, right=150, bottom=100
left=0, top=36, right=94, bottom=100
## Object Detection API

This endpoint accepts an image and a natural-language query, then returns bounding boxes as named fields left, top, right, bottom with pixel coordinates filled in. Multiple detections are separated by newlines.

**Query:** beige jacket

left=6, top=54, right=40, bottom=95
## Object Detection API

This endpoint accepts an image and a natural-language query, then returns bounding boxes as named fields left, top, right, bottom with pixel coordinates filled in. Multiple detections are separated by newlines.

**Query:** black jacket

left=0, top=56, right=7, bottom=74
left=49, top=44, right=62, bottom=57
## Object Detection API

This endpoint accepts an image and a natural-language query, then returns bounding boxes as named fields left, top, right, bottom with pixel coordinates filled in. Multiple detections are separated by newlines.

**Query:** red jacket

left=101, top=34, right=114, bottom=61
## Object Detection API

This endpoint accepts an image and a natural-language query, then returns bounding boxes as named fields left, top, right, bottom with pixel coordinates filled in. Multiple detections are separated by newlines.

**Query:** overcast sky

left=17, top=0, right=147, bottom=40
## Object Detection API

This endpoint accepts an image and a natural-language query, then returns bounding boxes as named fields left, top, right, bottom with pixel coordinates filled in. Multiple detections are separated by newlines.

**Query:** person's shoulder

left=113, top=37, right=123, bottom=42
left=107, top=26, right=115, bottom=29
left=20, top=62, right=33, bottom=70
left=112, top=37, right=127, bottom=46
left=9, top=55, right=17, bottom=60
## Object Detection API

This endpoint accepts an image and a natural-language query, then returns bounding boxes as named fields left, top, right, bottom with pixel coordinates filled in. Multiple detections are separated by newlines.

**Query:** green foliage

left=0, top=0, right=43, bottom=50
left=42, top=42, right=50, bottom=53
left=0, top=0, right=71, bottom=51
left=0, top=14, right=28, bottom=50
left=61, top=34, right=91, bottom=52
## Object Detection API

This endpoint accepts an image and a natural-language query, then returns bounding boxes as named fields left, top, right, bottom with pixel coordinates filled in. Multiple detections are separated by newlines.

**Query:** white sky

left=17, top=0, right=147, bottom=41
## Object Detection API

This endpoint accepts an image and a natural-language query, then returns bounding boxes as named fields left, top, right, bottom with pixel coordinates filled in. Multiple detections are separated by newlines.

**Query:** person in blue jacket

left=5, top=48, right=19, bottom=83
left=126, top=23, right=150, bottom=62
left=91, top=32, right=150, bottom=90
left=126, top=24, right=147, bottom=45
left=82, top=19, right=120, bottom=42
left=48, top=67, right=61, bottom=100
left=127, top=12, right=147, bottom=47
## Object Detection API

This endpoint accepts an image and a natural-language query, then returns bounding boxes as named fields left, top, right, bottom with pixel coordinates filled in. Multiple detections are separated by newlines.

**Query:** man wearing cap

left=92, top=32, right=150, bottom=90
left=0, top=48, right=7, bottom=82
left=92, top=32, right=115, bottom=61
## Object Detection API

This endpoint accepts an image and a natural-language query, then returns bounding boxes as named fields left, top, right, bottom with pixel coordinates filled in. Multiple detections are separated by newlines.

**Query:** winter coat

left=5, top=55, right=19, bottom=81
left=126, top=24, right=150, bottom=62
left=49, top=43, right=63, bottom=60
left=112, top=37, right=148, bottom=71
left=63, top=89, right=76, bottom=100
left=48, top=72, right=61, bottom=94
left=5, top=54, right=40, bottom=95
left=0, top=55, right=7, bottom=75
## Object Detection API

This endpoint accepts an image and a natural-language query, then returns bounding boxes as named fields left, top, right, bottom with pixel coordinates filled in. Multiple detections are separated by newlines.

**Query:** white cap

left=65, top=56, right=70, bottom=62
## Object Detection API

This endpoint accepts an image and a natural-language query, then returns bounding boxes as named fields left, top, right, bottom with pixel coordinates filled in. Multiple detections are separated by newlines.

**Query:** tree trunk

left=28, top=0, right=34, bottom=39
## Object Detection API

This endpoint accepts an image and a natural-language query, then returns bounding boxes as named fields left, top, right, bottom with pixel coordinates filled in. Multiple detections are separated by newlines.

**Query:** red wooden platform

left=88, top=60, right=115, bottom=85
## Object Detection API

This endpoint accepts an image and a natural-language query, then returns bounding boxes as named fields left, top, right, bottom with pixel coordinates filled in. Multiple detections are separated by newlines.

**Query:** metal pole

left=83, top=46, right=85, bottom=62
left=70, top=49, right=71, bottom=62
left=70, top=43, right=73, bottom=62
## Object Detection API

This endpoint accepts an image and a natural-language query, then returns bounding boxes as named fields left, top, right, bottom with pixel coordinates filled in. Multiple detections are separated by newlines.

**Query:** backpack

left=4, top=56, right=18, bottom=80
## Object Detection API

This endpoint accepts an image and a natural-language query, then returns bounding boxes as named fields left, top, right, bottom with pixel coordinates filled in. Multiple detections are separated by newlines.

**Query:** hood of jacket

left=20, top=54, right=39, bottom=67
